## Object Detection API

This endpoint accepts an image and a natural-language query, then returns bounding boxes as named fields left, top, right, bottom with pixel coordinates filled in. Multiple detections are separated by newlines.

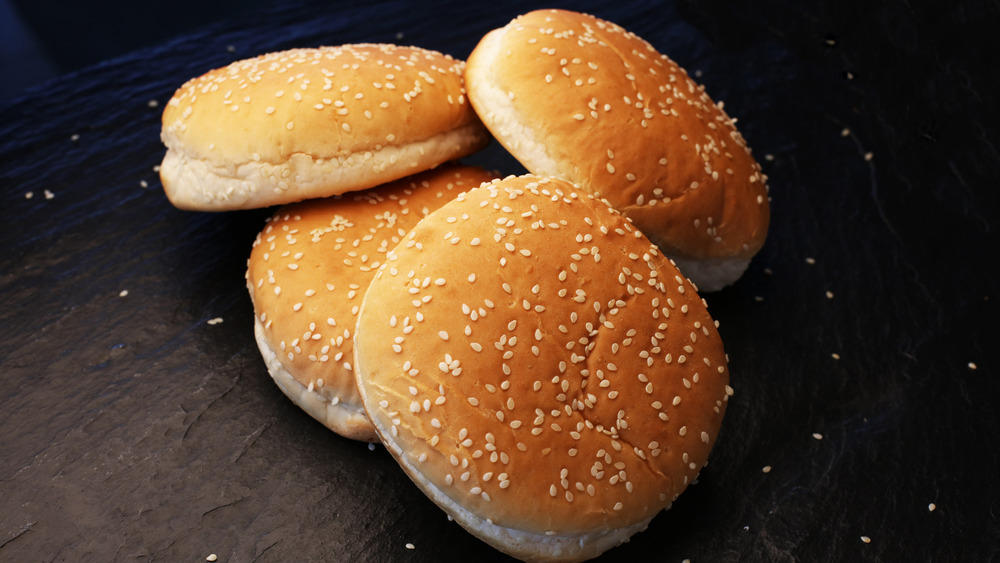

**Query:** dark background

left=1, top=0, right=998, bottom=561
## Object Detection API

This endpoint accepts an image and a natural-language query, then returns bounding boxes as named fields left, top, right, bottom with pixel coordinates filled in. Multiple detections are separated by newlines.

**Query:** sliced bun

left=354, top=175, right=732, bottom=561
left=247, top=163, right=498, bottom=441
left=161, top=44, right=489, bottom=211
left=465, top=9, right=770, bottom=290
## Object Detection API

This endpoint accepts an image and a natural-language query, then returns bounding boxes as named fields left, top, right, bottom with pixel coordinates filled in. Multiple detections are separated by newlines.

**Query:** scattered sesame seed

left=805, top=257, right=816, bottom=265
left=119, top=290, right=129, bottom=298
left=825, top=290, right=834, bottom=299
left=832, top=353, right=841, bottom=360
left=24, top=191, right=33, bottom=199
left=864, top=152, right=874, bottom=161
left=967, top=362, right=977, bottom=371
left=405, top=542, right=415, bottom=550
left=812, top=432, right=823, bottom=440
left=860, top=536, right=871, bottom=544
left=206, top=555, right=218, bottom=562
left=44, top=190, right=55, bottom=200
left=762, top=465, right=772, bottom=473
left=928, top=503, right=936, bottom=512
left=147, top=99, right=159, bottom=108
left=207, top=317, right=224, bottom=325
left=70, top=133, right=80, bottom=142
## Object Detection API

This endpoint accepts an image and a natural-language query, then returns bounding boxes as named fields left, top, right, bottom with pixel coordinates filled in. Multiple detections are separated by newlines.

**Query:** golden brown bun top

left=355, top=175, right=732, bottom=536
left=247, top=163, right=499, bottom=438
left=465, top=9, right=769, bottom=262
left=163, top=44, right=482, bottom=167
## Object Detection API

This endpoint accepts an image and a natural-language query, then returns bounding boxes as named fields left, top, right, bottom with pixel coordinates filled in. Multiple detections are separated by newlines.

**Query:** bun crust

left=354, top=175, right=732, bottom=561
left=465, top=10, right=770, bottom=290
left=247, top=164, right=498, bottom=441
left=161, top=44, right=489, bottom=211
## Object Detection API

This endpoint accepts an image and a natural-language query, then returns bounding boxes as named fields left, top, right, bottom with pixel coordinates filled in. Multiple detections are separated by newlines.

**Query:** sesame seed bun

left=464, top=9, right=770, bottom=291
left=354, top=175, right=732, bottom=561
left=161, top=44, right=490, bottom=211
left=246, top=163, right=499, bottom=441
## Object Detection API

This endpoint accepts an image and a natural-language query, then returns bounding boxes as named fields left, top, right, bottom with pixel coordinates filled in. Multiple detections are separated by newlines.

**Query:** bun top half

left=247, top=163, right=498, bottom=440
left=161, top=44, right=488, bottom=210
left=354, top=175, right=732, bottom=559
left=465, top=10, right=769, bottom=288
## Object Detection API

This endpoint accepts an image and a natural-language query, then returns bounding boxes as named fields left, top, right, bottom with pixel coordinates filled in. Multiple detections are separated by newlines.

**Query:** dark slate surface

left=1, top=0, right=997, bottom=561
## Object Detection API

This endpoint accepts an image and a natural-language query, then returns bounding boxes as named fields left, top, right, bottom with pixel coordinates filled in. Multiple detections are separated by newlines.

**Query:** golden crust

left=246, top=163, right=498, bottom=441
left=465, top=10, right=769, bottom=286
left=355, top=175, right=731, bottom=561
left=161, top=44, right=489, bottom=210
